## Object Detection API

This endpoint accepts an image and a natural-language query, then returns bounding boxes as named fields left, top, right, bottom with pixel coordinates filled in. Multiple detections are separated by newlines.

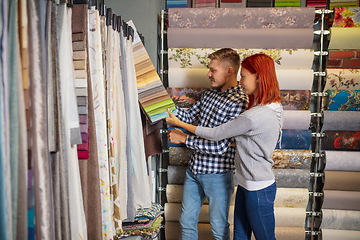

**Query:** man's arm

left=175, top=100, right=201, bottom=124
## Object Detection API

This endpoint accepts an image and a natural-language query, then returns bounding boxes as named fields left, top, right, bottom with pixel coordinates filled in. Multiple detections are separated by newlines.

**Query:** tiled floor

left=165, top=222, right=305, bottom=240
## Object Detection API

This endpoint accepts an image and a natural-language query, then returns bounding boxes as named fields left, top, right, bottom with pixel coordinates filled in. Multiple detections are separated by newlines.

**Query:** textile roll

left=321, top=209, right=360, bottom=231
left=167, top=28, right=314, bottom=49
left=274, top=207, right=306, bottom=227
left=280, top=90, right=311, bottom=110
left=328, top=28, right=360, bottom=50
left=168, top=67, right=314, bottom=89
left=271, top=149, right=312, bottom=169
left=276, top=129, right=312, bottom=150
left=321, top=229, right=360, bottom=240
left=167, top=88, right=207, bottom=109
left=274, top=188, right=308, bottom=208
left=321, top=111, right=360, bottom=131
left=332, top=7, right=360, bottom=28
left=168, top=8, right=315, bottom=29
left=326, top=90, right=360, bottom=111
left=324, top=171, right=360, bottom=191
left=323, top=190, right=360, bottom=211
left=273, top=169, right=310, bottom=188
left=168, top=165, right=187, bottom=184
left=324, top=69, right=360, bottom=92
left=169, top=147, right=193, bottom=166
left=282, top=110, right=311, bottom=130
left=166, top=184, right=236, bottom=206
left=324, top=151, right=360, bottom=171
left=168, top=48, right=314, bottom=70
left=323, top=131, right=360, bottom=150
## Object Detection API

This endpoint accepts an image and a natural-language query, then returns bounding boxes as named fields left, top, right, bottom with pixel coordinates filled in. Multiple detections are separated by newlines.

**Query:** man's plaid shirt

left=176, top=85, right=248, bottom=174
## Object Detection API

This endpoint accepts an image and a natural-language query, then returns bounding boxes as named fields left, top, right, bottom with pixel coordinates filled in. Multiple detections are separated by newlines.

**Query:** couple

left=166, top=48, right=283, bottom=240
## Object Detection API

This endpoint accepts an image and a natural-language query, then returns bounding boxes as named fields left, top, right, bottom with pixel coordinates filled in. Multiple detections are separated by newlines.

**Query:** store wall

left=105, top=0, right=166, bottom=70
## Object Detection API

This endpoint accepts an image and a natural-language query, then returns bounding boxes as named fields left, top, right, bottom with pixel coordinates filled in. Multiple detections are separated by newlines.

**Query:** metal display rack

left=306, top=8, right=333, bottom=240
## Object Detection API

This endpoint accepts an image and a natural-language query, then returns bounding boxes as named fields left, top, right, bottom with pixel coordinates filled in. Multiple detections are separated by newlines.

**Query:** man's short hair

left=208, top=48, right=240, bottom=75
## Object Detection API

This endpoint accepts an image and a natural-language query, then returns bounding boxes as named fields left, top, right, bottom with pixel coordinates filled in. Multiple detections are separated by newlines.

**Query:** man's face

left=207, top=59, right=229, bottom=91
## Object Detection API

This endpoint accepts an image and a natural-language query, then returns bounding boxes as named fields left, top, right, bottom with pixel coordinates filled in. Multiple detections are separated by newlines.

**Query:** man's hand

left=168, top=128, right=187, bottom=144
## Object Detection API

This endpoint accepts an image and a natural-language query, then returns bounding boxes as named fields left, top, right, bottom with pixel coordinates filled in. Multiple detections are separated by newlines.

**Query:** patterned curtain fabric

left=323, top=131, right=360, bottom=150
left=276, top=130, right=312, bottom=149
left=88, top=7, right=113, bottom=239
left=327, top=90, right=360, bottom=111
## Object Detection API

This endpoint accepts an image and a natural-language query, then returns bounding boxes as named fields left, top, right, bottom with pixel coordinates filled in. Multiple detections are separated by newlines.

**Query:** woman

left=166, top=53, right=283, bottom=240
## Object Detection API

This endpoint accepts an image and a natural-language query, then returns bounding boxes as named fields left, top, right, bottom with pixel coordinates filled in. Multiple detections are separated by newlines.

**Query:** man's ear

left=228, top=67, right=234, bottom=76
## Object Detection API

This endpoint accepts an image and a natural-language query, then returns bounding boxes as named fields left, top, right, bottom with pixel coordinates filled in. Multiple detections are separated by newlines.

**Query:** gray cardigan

left=195, top=103, right=283, bottom=185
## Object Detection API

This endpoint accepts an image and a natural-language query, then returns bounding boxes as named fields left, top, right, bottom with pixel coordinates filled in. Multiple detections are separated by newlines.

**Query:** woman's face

left=239, top=67, right=259, bottom=97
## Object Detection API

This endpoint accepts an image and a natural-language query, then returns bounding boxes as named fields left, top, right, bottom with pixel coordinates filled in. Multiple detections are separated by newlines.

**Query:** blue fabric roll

left=328, top=90, right=360, bottom=111
left=276, top=129, right=312, bottom=149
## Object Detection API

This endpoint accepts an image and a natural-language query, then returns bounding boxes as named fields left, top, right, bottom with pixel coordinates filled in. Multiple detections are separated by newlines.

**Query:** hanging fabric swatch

left=326, top=89, right=360, bottom=111
left=274, top=169, right=310, bottom=188
left=57, top=4, right=87, bottom=240
left=321, top=111, right=360, bottom=131
left=27, top=0, right=54, bottom=238
left=124, top=20, right=152, bottom=210
left=321, top=209, right=360, bottom=230
left=328, top=28, right=360, bottom=49
left=168, top=8, right=315, bottom=29
left=88, top=7, right=113, bottom=239
left=169, top=147, right=193, bottom=166
left=324, top=151, right=360, bottom=171
left=324, top=171, right=360, bottom=191
left=324, top=69, right=360, bottom=91
left=220, top=0, right=245, bottom=8
left=276, top=129, right=312, bottom=149
left=128, top=21, right=176, bottom=123
left=323, top=130, right=360, bottom=150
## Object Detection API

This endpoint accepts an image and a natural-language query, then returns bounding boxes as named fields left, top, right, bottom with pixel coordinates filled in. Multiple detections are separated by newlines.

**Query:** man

left=168, top=48, right=249, bottom=240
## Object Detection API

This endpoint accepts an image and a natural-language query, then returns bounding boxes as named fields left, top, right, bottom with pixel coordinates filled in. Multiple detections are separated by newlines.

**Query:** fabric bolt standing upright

left=88, top=7, right=113, bottom=239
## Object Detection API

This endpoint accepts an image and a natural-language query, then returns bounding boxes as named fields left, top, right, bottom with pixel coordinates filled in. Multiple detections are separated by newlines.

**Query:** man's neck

left=220, top=77, right=238, bottom=93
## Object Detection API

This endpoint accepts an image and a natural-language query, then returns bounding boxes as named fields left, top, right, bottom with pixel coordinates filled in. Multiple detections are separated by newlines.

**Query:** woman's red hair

left=241, top=53, right=282, bottom=109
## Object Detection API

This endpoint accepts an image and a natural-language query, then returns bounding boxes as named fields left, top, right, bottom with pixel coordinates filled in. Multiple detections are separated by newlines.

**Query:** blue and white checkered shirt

left=176, top=85, right=248, bottom=174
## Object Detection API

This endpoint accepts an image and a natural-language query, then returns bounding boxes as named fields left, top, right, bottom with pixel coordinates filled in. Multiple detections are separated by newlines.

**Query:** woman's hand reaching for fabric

left=168, top=128, right=187, bottom=144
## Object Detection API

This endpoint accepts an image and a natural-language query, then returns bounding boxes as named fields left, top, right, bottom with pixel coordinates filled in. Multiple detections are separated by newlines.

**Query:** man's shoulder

left=226, top=86, right=248, bottom=103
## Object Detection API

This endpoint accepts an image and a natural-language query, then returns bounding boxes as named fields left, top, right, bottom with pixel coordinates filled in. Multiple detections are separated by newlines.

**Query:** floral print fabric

left=325, top=69, right=360, bottom=91
left=168, top=7, right=315, bottom=29
left=333, top=7, right=360, bottom=28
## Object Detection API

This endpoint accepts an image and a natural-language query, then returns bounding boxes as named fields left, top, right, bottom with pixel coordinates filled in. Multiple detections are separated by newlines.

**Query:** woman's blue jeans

left=234, top=182, right=277, bottom=240
left=179, top=168, right=234, bottom=240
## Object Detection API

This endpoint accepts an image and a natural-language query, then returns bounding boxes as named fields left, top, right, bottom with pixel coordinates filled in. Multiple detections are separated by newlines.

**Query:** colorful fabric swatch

left=330, top=1, right=358, bottom=9
left=167, top=0, right=188, bottom=8
left=276, top=129, right=312, bottom=149
left=168, top=8, right=315, bottom=29
left=327, top=90, right=360, bottom=111
left=130, top=23, right=177, bottom=123
left=323, top=130, right=360, bottom=150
